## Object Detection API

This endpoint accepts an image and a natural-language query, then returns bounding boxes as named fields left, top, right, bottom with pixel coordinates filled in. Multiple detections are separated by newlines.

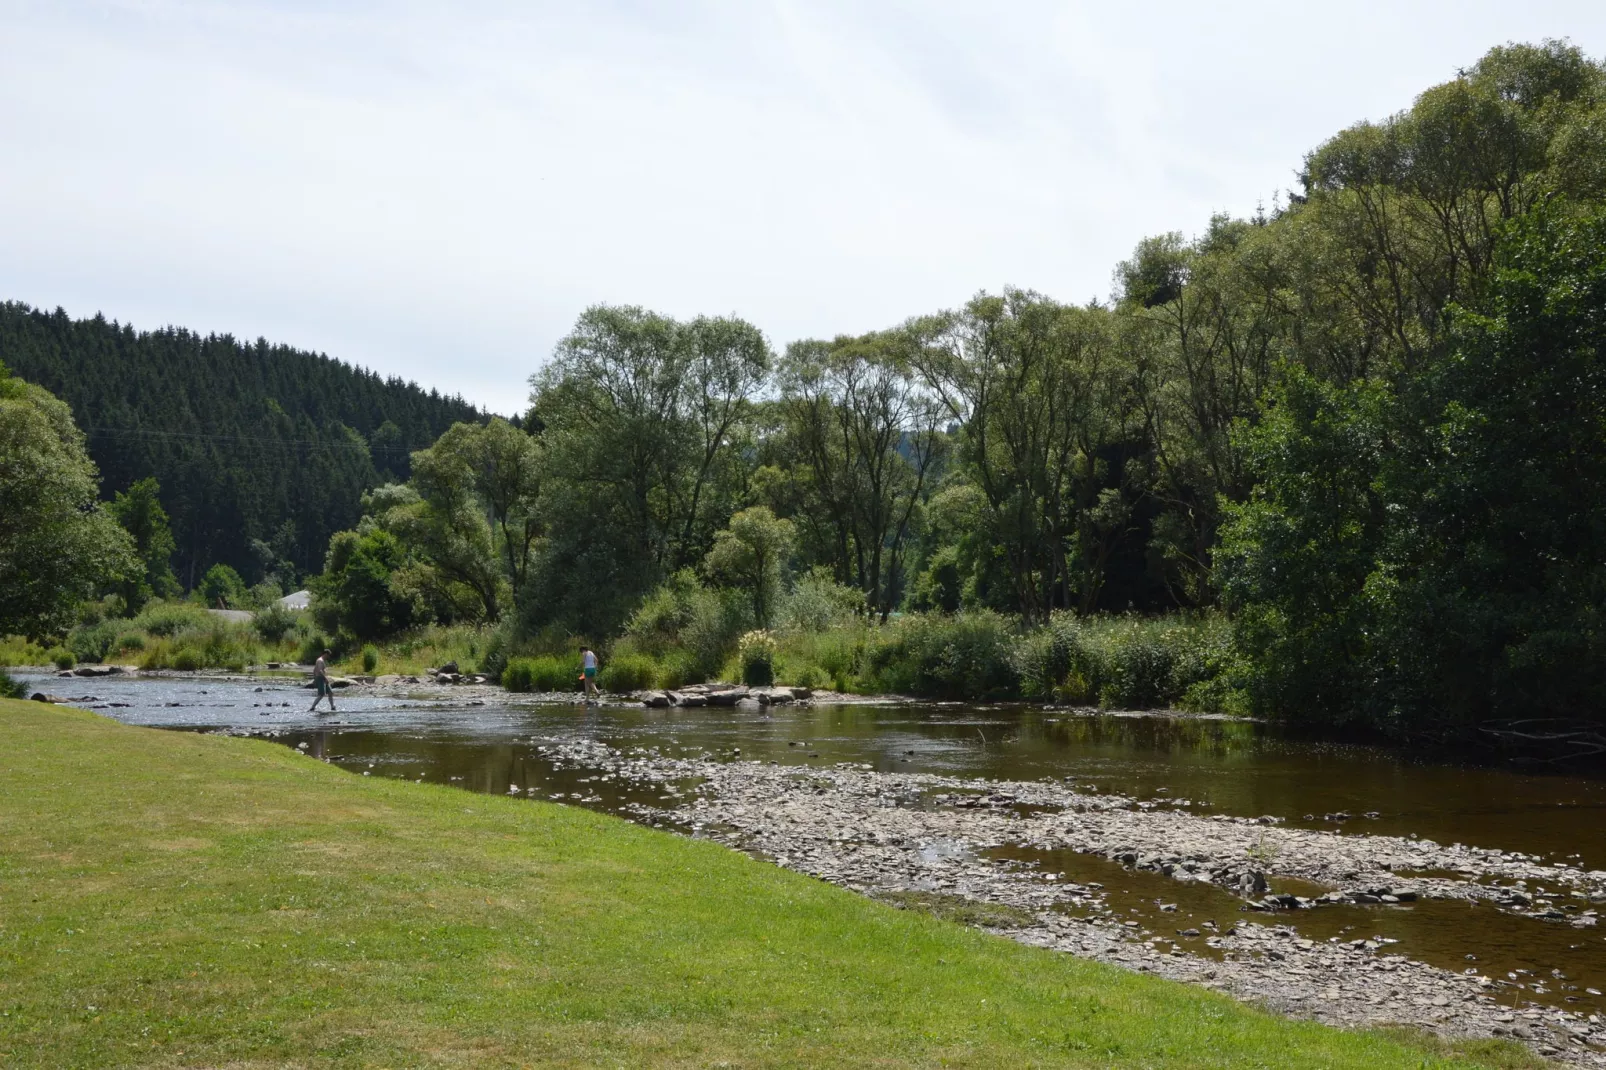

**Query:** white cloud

left=3, top=0, right=1604, bottom=411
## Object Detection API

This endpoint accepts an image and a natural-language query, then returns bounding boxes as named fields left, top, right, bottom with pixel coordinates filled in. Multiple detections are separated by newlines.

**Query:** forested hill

left=0, top=302, right=486, bottom=587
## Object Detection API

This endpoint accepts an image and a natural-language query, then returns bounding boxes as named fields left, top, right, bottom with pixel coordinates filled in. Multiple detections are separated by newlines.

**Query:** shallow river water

left=20, top=670, right=1606, bottom=1056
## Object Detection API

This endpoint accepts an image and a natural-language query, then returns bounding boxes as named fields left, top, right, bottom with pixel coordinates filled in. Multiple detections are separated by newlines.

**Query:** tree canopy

left=0, top=360, right=135, bottom=638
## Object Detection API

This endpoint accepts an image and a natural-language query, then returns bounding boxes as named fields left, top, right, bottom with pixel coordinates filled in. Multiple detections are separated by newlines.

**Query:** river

left=17, top=670, right=1606, bottom=1062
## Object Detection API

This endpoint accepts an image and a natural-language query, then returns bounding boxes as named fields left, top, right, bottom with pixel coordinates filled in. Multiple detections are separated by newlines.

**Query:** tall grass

left=599, top=591, right=1237, bottom=709
left=0, top=636, right=50, bottom=667
left=502, top=655, right=579, bottom=693
left=858, top=611, right=1020, bottom=699
left=773, top=610, right=1239, bottom=710
left=345, top=623, right=498, bottom=676
left=770, top=622, right=872, bottom=691
left=597, top=654, right=657, bottom=692
left=1015, top=612, right=1240, bottom=712
left=137, top=619, right=264, bottom=673
left=38, top=598, right=320, bottom=673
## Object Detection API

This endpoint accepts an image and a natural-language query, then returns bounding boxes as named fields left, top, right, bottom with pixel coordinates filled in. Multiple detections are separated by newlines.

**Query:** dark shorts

left=316, top=677, right=332, bottom=696
left=583, top=667, right=596, bottom=679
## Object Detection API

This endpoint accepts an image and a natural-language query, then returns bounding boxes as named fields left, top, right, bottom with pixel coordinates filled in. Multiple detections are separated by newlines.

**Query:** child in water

left=580, top=647, right=599, bottom=700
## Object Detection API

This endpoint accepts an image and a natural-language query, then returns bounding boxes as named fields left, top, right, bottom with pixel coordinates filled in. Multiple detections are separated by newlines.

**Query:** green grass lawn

left=0, top=700, right=1535, bottom=1068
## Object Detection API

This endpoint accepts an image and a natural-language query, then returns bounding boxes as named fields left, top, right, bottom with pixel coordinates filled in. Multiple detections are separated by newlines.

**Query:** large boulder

left=640, top=691, right=672, bottom=708
left=72, top=665, right=123, bottom=677
left=669, top=691, right=708, bottom=707
left=706, top=687, right=749, bottom=707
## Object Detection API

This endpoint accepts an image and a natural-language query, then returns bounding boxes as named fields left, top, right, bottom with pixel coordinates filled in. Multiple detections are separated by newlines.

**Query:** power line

left=80, top=425, right=428, bottom=455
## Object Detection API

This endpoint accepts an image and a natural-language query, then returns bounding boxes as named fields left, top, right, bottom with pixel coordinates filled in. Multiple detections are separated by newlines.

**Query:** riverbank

left=530, top=732, right=1606, bottom=1065
left=0, top=698, right=1527, bottom=1068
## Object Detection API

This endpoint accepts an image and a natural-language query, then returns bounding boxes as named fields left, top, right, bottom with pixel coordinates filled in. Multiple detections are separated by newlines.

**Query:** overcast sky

left=4, top=1, right=1605, bottom=412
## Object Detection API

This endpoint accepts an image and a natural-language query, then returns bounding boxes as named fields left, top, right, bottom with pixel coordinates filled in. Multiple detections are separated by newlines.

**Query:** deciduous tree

left=0, top=361, right=134, bottom=638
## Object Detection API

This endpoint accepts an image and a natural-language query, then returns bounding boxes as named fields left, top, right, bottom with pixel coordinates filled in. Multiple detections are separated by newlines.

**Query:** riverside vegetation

left=6, top=41, right=1606, bottom=760
left=0, top=697, right=1537, bottom=1068
left=3, top=35, right=1601, bottom=1070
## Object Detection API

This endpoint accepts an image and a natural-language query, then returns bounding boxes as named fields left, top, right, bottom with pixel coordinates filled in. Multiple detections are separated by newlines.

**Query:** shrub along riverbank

left=0, top=699, right=1530, bottom=1068
left=2, top=598, right=1241, bottom=714
left=0, top=605, right=501, bottom=683
left=562, top=574, right=1243, bottom=712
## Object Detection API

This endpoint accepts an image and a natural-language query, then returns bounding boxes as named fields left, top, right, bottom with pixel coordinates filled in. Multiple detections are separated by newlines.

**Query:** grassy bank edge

left=0, top=699, right=1539, bottom=1068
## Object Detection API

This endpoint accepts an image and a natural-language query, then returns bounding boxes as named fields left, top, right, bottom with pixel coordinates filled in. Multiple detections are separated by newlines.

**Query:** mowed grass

left=0, top=702, right=1532, bottom=1069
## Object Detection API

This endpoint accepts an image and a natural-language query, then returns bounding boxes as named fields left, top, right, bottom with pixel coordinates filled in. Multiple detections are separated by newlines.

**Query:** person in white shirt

left=580, top=647, right=599, bottom=699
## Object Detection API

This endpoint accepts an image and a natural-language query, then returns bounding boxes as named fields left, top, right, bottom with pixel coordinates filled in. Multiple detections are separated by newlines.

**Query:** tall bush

left=862, top=611, right=1019, bottom=699
left=66, top=620, right=120, bottom=664
left=597, top=654, right=657, bottom=693
left=1015, top=613, right=1236, bottom=711
left=779, top=568, right=865, bottom=633
left=133, top=601, right=212, bottom=638
left=253, top=604, right=299, bottom=643
left=622, top=571, right=751, bottom=681
left=199, top=564, right=247, bottom=608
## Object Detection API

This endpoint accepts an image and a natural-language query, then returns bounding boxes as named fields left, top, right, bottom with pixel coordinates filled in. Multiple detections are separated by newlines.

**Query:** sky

left=3, top=1, right=1606, bottom=413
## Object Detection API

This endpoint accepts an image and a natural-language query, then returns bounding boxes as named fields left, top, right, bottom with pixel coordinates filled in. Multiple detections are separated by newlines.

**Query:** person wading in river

left=580, top=647, right=599, bottom=700
left=309, top=648, right=336, bottom=714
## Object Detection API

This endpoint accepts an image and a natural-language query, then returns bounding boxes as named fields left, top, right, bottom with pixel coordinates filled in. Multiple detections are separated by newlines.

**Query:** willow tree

left=910, top=291, right=1136, bottom=622
left=1115, top=218, right=1287, bottom=603
left=412, top=418, right=543, bottom=608
left=774, top=332, right=944, bottom=619
left=525, top=305, right=771, bottom=631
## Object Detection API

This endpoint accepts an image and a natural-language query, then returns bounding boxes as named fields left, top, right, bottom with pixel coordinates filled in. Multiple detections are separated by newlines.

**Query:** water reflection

left=993, top=844, right=1606, bottom=1012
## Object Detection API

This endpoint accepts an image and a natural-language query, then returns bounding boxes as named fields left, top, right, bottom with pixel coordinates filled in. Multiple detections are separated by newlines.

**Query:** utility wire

left=80, top=425, right=428, bottom=455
